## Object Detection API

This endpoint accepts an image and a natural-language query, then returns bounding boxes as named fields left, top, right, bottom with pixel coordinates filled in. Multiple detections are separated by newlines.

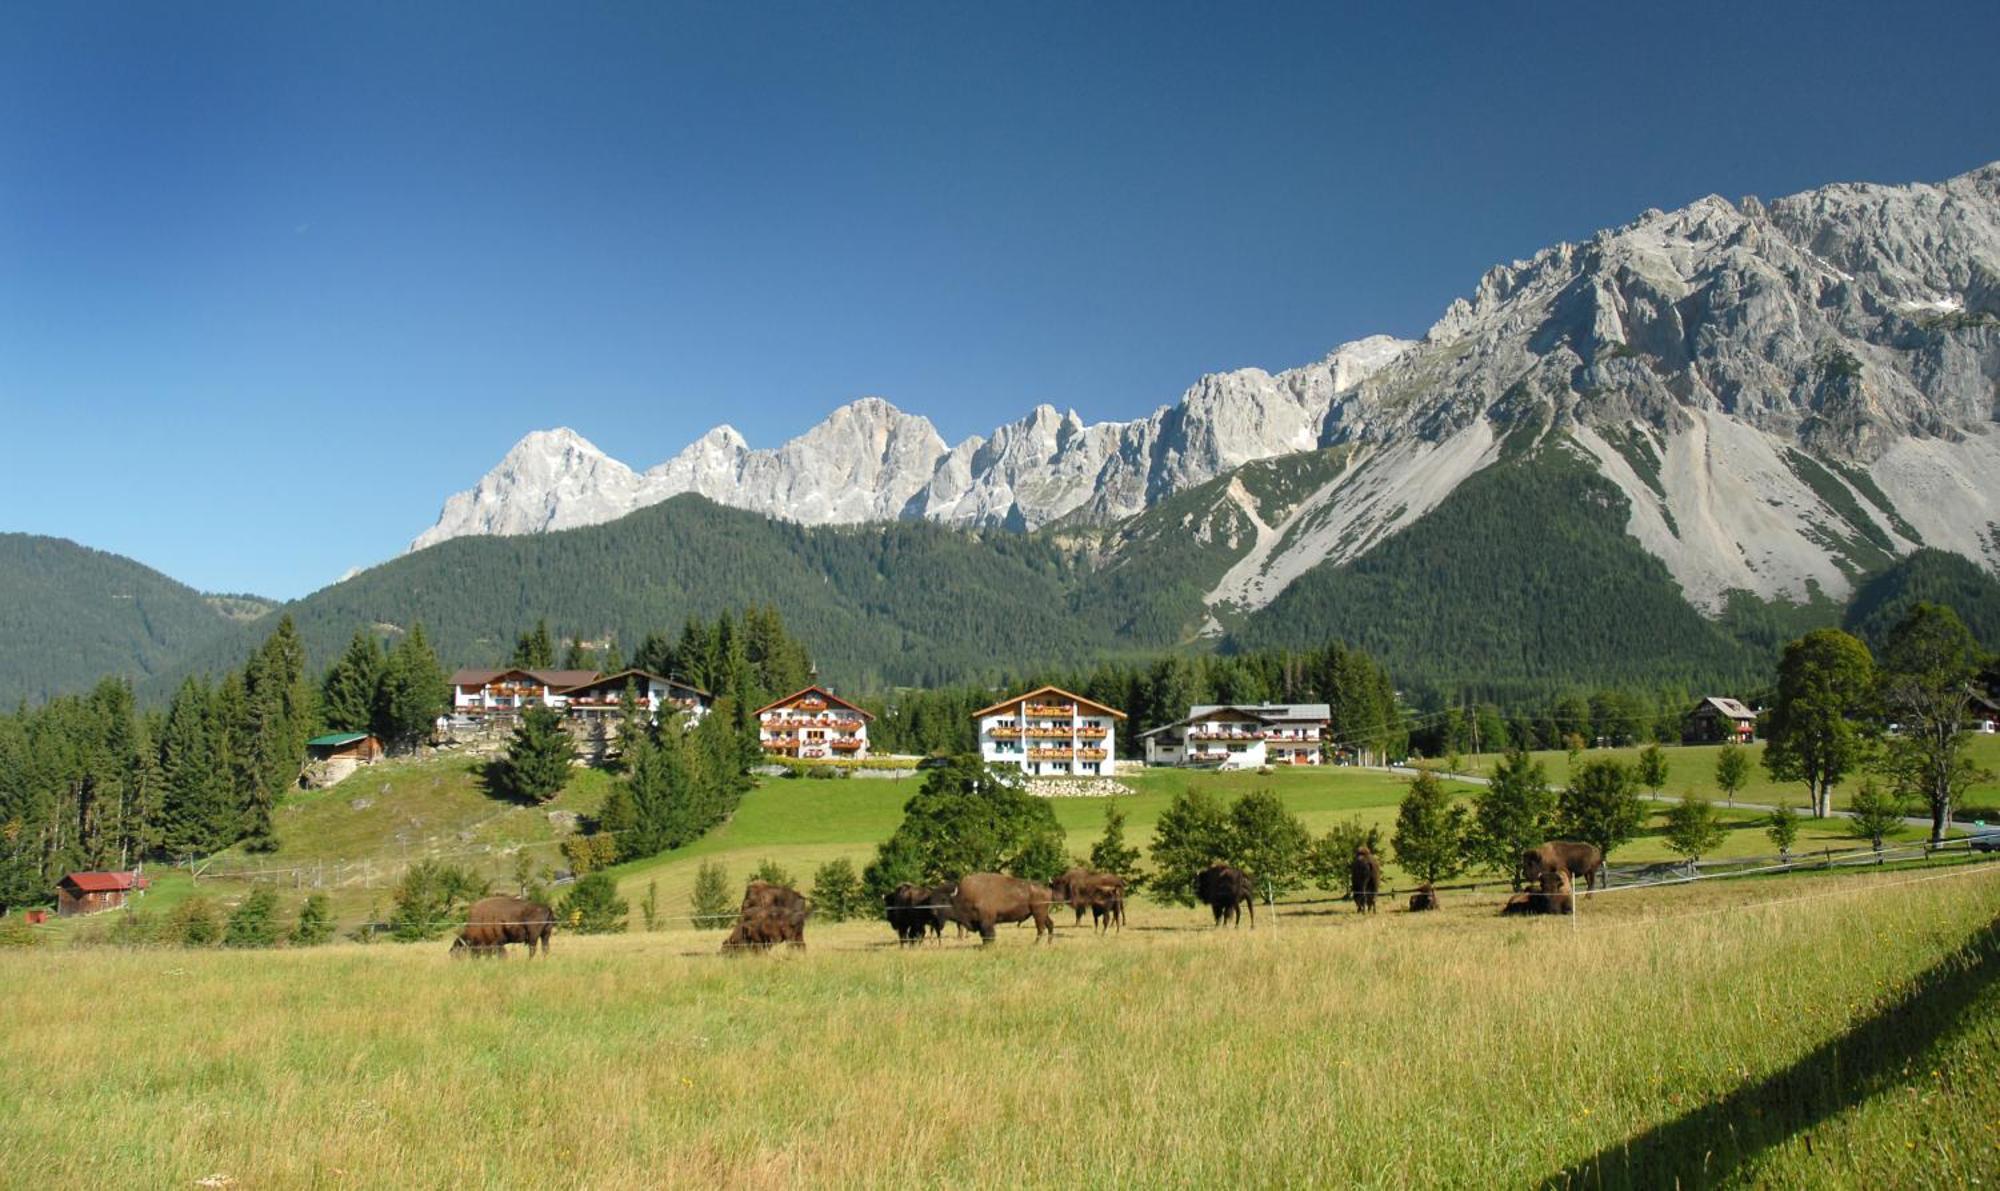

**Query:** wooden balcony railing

left=1023, top=704, right=1074, bottom=718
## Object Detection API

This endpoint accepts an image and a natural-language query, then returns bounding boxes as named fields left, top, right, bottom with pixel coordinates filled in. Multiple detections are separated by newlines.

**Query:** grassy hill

left=0, top=533, right=246, bottom=704
left=7, top=857, right=1997, bottom=1184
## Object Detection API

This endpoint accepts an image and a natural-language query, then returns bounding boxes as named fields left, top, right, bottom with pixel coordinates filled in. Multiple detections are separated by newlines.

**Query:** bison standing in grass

left=1522, top=841, right=1604, bottom=892
left=949, top=873, right=1056, bottom=944
left=1050, top=868, right=1128, bottom=934
left=723, top=880, right=810, bottom=953
left=1195, top=863, right=1255, bottom=928
left=1350, top=847, right=1382, bottom=914
left=885, top=882, right=957, bottom=946
left=452, top=895, right=555, bottom=958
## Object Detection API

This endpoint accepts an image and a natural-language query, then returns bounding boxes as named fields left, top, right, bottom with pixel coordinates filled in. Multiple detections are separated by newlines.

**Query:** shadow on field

left=1542, top=912, right=2000, bottom=1189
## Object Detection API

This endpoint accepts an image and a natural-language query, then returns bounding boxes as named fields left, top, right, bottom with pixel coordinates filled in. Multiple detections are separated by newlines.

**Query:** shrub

left=640, top=880, right=661, bottom=932
left=1846, top=780, right=1910, bottom=851
left=748, top=859, right=797, bottom=889
left=1145, top=787, right=1235, bottom=907
left=1558, top=759, right=1645, bottom=859
left=1765, top=801, right=1801, bottom=856
left=1229, top=789, right=1313, bottom=902
left=223, top=889, right=282, bottom=948
left=561, top=833, right=620, bottom=877
left=808, top=859, right=867, bottom=923
left=288, top=894, right=334, bottom=946
left=389, top=860, right=489, bottom=942
left=1391, top=770, right=1469, bottom=886
left=861, top=757, right=1064, bottom=901
left=690, top=860, right=734, bottom=931
left=1306, top=818, right=1384, bottom=896
left=1663, top=793, right=1726, bottom=865
left=1467, top=748, right=1555, bottom=881
left=0, top=915, right=42, bottom=949
left=166, top=897, right=220, bottom=947
left=559, top=873, right=629, bottom=934
left=1087, top=803, right=1142, bottom=885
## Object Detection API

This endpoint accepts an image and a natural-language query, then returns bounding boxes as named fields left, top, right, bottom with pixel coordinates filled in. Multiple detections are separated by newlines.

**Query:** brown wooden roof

left=753, top=685, right=874, bottom=720
left=969, top=685, right=1127, bottom=721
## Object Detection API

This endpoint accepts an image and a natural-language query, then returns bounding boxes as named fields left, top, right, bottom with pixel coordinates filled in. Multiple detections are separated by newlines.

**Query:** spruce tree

left=1087, top=803, right=1141, bottom=878
left=497, top=705, right=575, bottom=804
left=690, top=860, right=733, bottom=930
left=289, top=893, right=335, bottom=945
left=377, top=624, right=447, bottom=746
left=158, top=677, right=232, bottom=855
left=321, top=631, right=385, bottom=733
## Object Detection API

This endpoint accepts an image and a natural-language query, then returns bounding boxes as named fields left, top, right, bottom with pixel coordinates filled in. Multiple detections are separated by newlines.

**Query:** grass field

left=1459, top=735, right=2000, bottom=818
left=36, top=746, right=1967, bottom=946
left=5, top=862, right=1998, bottom=1186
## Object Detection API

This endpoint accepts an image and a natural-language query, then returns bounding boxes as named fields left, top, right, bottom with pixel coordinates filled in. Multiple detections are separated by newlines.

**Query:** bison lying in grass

left=1500, top=869, right=1575, bottom=916
left=723, top=881, right=810, bottom=953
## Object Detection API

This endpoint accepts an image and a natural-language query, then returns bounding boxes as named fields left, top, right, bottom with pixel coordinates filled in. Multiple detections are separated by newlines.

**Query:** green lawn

left=1460, top=734, right=2000, bottom=818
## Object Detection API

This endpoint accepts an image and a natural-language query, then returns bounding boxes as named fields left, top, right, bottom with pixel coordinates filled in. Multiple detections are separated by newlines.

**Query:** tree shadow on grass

left=1543, top=912, right=2000, bottom=1189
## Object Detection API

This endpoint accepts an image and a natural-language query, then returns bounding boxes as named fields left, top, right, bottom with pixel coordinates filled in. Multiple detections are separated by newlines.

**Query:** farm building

left=1139, top=703, right=1331, bottom=769
left=1682, top=697, right=1758, bottom=745
left=556, top=669, right=713, bottom=726
left=305, top=732, right=385, bottom=786
left=973, top=686, right=1126, bottom=777
left=56, top=871, right=148, bottom=917
left=757, top=686, right=872, bottom=761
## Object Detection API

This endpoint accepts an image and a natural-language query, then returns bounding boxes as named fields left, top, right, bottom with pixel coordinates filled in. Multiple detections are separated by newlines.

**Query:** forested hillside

left=0, top=535, right=244, bottom=705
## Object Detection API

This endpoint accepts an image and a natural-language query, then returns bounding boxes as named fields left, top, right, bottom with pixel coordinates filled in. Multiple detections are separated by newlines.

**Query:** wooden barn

left=56, top=871, right=148, bottom=917
left=304, top=732, right=385, bottom=787
left=1682, top=696, right=1758, bottom=745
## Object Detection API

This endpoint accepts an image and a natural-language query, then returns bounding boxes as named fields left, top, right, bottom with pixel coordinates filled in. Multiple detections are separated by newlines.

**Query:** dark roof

left=555, top=669, right=713, bottom=699
left=60, top=871, right=145, bottom=893
left=754, top=685, right=874, bottom=720
left=448, top=667, right=602, bottom=690
left=307, top=732, right=374, bottom=748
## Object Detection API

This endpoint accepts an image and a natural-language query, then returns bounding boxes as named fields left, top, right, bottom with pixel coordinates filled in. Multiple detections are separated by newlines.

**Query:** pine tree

left=808, top=858, right=865, bottom=923
left=157, top=677, right=232, bottom=856
left=512, top=620, right=556, bottom=669
left=321, top=631, right=385, bottom=732
left=1087, top=803, right=1141, bottom=878
left=497, top=705, right=575, bottom=804
left=223, top=889, right=281, bottom=948
left=690, top=860, right=733, bottom=930
left=377, top=624, right=447, bottom=746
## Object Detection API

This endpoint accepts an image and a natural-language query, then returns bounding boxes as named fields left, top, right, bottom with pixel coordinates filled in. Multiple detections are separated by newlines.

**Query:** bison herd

left=452, top=839, right=1610, bottom=957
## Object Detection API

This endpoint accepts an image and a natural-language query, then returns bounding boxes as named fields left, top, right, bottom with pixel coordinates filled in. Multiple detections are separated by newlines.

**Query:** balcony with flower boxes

left=829, top=738, right=865, bottom=752
left=1023, top=703, right=1075, bottom=718
left=986, top=725, right=1023, bottom=739
left=1023, top=725, right=1077, bottom=739
left=1188, top=727, right=1264, bottom=742
left=1027, top=746, right=1076, bottom=760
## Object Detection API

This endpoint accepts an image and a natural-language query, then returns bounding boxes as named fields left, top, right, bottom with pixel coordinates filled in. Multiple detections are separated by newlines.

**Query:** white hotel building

left=1138, top=703, right=1332, bottom=769
left=972, top=686, right=1126, bottom=777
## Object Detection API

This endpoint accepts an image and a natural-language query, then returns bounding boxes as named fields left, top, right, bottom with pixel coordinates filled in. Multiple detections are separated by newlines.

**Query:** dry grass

left=5, top=863, right=1999, bottom=1187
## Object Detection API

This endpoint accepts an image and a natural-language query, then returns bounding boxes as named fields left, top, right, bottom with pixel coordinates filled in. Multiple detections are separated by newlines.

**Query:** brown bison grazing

left=885, top=881, right=957, bottom=945
left=949, top=873, right=1056, bottom=944
left=1408, top=883, right=1439, bottom=912
left=723, top=880, right=810, bottom=953
left=1050, top=868, right=1128, bottom=933
left=452, top=895, right=555, bottom=958
left=1195, top=863, right=1255, bottom=928
left=1350, top=847, right=1382, bottom=914
left=1521, top=841, right=1605, bottom=891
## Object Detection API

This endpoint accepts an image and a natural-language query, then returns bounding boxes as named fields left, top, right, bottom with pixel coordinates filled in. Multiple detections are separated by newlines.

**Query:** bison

left=1350, top=847, right=1382, bottom=914
left=1521, top=841, right=1604, bottom=891
left=1050, top=868, right=1128, bottom=933
left=452, top=895, right=555, bottom=958
left=885, top=881, right=957, bottom=945
left=949, top=873, right=1056, bottom=944
left=1408, top=883, right=1439, bottom=912
left=1498, top=869, right=1575, bottom=917
left=723, top=880, right=809, bottom=953
left=1195, top=863, right=1255, bottom=928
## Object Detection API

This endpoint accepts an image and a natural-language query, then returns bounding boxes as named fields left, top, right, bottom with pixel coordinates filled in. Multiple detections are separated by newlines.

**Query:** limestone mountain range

left=413, top=160, right=2000, bottom=619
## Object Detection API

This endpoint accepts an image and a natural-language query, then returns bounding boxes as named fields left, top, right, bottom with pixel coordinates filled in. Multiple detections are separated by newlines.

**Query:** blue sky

left=3, top=2, right=1996, bottom=599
